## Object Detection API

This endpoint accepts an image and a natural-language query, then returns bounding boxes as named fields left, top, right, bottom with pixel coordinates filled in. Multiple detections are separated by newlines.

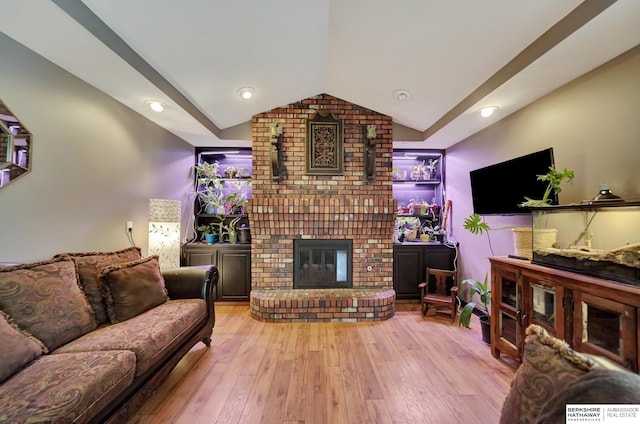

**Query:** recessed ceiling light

left=237, top=86, right=255, bottom=100
left=479, top=106, right=498, bottom=118
left=145, top=100, right=164, bottom=112
left=394, top=89, right=411, bottom=101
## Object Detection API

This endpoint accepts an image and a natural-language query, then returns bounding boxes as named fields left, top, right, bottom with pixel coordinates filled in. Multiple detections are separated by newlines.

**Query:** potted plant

left=463, top=165, right=574, bottom=258
left=422, top=224, right=446, bottom=242
left=458, top=273, right=491, bottom=344
left=196, top=219, right=222, bottom=244
left=224, top=216, right=243, bottom=244
left=426, top=158, right=438, bottom=179
left=396, top=216, right=420, bottom=242
left=195, top=161, right=224, bottom=214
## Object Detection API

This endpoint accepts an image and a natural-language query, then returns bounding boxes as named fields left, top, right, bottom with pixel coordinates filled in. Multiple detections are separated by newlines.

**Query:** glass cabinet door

left=494, top=270, right=522, bottom=358
left=573, top=291, right=637, bottom=371
left=527, top=280, right=563, bottom=339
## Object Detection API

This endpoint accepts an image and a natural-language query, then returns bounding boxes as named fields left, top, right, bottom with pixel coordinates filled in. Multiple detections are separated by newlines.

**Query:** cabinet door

left=423, top=247, right=455, bottom=270
left=573, top=291, right=637, bottom=372
left=184, top=252, right=216, bottom=266
left=217, top=248, right=251, bottom=300
left=525, top=278, right=565, bottom=340
left=491, top=265, right=523, bottom=360
left=393, top=247, right=424, bottom=299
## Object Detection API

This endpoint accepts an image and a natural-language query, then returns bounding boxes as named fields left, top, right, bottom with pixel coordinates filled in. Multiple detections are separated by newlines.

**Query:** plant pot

left=204, top=234, right=216, bottom=244
left=228, top=232, right=238, bottom=244
left=480, top=315, right=491, bottom=344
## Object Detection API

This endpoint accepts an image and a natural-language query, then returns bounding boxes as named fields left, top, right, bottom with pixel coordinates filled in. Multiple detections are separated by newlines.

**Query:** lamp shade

left=148, top=199, right=181, bottom=269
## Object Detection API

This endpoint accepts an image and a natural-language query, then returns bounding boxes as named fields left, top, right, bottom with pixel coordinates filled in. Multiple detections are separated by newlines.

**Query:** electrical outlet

left=126, top=221, right=133, bottom=232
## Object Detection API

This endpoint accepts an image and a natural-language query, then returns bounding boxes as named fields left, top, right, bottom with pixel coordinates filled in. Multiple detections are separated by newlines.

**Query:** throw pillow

left=100, top=255, right=169, bottom=323
left=58, top=247, right=142, bottom=324
left=0, top=256, right=97, bottom=351
left=0, top=310, right=47, bottom=384
left=499, top=324, right=597, bottom=424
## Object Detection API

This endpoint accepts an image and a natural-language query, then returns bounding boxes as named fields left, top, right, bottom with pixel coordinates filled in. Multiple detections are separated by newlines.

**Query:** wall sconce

left=364, top=124, right=376, bottom=183
left=270, top=122, right=284, bottom=182
left=148, top=198, right=181, bottom=270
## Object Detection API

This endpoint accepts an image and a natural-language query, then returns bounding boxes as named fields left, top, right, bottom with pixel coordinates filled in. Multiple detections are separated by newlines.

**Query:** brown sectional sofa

left=0, top=247, right=218, bottom=424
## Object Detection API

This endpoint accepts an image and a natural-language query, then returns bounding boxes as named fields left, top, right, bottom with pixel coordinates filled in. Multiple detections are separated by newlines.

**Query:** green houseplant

left=224, top=216, right=243, bottom=244
left=458, top=273, right=491, bottom=343
left=196, top=215, right=224, bottom=243
left=194, top=161, right=224, bottom=214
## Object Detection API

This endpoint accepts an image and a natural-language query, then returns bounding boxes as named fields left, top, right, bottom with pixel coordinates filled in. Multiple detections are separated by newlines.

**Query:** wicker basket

left=512, top=227, right=558, bottom=259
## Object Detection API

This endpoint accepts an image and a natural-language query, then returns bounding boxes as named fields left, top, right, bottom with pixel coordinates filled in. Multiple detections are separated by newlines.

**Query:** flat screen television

left=470, top=148, right=557, bottom=215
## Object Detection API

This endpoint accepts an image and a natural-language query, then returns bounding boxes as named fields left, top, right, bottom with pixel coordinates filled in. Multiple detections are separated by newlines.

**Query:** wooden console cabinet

left=182, top=243, right=251, bottom=301
left=393, top=243, right=457, bottom=299
left=490, top=257, right=640, bottom=372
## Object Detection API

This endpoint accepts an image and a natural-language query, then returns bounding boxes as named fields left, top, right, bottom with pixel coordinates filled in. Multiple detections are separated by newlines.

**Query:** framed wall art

left=305, top=110, right=343, bottom=175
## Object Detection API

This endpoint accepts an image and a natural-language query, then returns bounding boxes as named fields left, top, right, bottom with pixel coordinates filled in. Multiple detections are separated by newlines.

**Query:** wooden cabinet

left=393, top=243, right=457, bottom=299
left=490, top=257, right=640, bottom=372
left=183, top=243, right=251, bottom=301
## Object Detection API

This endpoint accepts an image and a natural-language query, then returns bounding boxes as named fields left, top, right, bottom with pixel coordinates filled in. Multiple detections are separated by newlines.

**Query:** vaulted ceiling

left=2, top=1, right=639, bottom=148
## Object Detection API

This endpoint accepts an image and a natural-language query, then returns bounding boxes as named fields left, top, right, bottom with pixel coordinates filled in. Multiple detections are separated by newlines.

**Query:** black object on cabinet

left=393, top=243, right=457, bottom=299
left=182, top=243, right=251, bottom=301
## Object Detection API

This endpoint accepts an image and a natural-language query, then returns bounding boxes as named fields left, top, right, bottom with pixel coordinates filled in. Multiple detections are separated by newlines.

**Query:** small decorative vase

left=204, top=234, right=216, bottom=244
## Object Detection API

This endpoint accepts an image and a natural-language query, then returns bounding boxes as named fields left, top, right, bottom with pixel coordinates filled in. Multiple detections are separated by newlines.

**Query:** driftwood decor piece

left=305, top=110, right=343, bottom=175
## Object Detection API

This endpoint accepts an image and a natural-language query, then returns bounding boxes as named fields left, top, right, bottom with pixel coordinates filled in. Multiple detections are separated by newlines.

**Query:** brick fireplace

left=248, top=94, right=396, bottom=322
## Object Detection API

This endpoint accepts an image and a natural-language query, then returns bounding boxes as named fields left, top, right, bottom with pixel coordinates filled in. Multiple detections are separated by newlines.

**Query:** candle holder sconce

left=270, top=122, right=284, bottom=181
left=364, top=124, right=376, bottom=183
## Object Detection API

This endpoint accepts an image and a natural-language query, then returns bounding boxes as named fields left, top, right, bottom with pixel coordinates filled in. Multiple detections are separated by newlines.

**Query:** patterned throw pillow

left=499, top=324, right=597, bottom=424
left=0, top=256, right=97, bottom=351
left=58, top=247, right=142, bottom=324
left=100, top=256, right=169, bottom=323
left=0, top=310, right=47, bottom=384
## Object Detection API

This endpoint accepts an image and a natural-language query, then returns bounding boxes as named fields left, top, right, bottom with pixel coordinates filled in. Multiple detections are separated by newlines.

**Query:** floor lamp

left=148, top=198, right=181, bottom=269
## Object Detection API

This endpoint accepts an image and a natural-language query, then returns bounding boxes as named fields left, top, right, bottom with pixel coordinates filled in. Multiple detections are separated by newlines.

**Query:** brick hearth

left=247, top=94, right=396, bottom=322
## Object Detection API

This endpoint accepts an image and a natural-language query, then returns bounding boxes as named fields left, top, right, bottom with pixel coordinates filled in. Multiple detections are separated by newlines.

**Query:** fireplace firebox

left=294, top=239, right=352, bottom=289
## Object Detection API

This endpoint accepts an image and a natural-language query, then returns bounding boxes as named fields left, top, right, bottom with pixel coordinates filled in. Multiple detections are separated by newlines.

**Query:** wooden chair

left=419, top=268, right=458, bottom=322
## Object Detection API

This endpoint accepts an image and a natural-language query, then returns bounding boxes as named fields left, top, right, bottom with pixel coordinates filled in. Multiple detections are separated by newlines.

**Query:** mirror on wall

left=0, top=98, right=32, bottom=188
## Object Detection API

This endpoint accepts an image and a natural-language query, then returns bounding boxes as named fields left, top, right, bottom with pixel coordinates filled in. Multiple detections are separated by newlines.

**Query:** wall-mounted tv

left=470, top=148, right=557, bottom=215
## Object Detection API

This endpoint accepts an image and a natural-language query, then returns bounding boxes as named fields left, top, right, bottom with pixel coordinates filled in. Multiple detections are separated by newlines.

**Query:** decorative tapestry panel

left=306, top=111, right=343, bottom=175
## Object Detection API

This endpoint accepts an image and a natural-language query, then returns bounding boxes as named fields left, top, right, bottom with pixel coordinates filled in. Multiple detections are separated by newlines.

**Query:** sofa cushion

left=500, top=324, right=597, bottom=424
left=0, top=310, right=47, bottom=384
left=0, top=256, right=97, bottom=351
left=59, top=247, right=142, bottom=325
left=54, top=299, right=206, bottom=376
left=0, top=350, right=136, bottom=424
left=100, top=255, right=169, bottom=323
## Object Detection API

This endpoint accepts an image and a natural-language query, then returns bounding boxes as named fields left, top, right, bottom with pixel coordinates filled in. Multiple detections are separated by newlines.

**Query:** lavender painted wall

left=446, top=45, right=640, bottom=287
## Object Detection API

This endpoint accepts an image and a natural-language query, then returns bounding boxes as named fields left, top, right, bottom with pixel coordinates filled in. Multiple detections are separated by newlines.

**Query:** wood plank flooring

left=128, top=303, right=519, bottom=424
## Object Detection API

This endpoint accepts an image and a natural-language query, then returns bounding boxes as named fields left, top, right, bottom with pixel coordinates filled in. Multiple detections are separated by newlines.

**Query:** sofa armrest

left=162, top=265, right=218, bottom=303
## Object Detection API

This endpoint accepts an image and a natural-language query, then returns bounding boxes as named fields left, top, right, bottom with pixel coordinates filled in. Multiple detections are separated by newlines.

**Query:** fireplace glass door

left=294, top=240, right=352, bottom=289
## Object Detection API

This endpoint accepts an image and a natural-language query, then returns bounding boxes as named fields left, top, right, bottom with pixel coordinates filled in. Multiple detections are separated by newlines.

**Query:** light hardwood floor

left=128, top=303, right=519, bottom=424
